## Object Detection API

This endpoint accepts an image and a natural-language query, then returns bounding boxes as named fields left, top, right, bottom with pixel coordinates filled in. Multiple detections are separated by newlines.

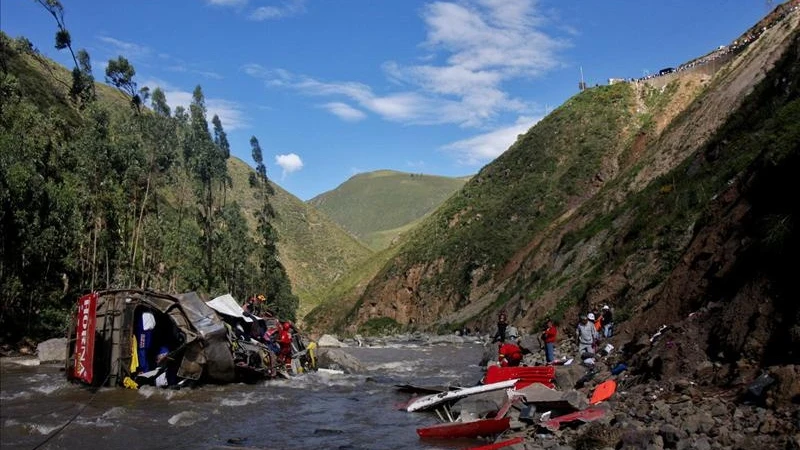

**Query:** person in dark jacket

left=601, top=305, right=614, bottom=337
left=492, top=311, right=508, bottom=343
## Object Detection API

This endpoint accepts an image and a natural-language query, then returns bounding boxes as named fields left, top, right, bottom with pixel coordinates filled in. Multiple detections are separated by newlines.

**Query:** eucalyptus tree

left=151, top=87, right=171, bottom=117
left=0, top=69, right=82, bottom=337
left=105, top=55, right=148, bottom=112
left=211, top=114, right=233, bottom=203
left=188, top=86, right=229, bottom=292
left=214, top=202, right=258, bottom=301
left=35, top=0, right=95, bottom=105
left=250, top=136, right=298, bottom=321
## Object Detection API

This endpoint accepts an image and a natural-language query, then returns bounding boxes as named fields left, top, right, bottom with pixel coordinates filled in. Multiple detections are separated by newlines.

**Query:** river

left=1, top=340, right=492, bottom=450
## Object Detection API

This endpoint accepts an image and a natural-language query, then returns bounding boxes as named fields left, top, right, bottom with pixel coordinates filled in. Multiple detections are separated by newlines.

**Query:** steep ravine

left=341, top=5, right=800, bottom=355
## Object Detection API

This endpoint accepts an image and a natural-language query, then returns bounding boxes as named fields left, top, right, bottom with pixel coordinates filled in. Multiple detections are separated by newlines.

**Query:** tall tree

left=211, top=114, right=230, bottom=159
left=72, top=49, right=95, bottom=105
left=35, top=0, right=94, bottom=105
left=188, top=86, right=228, bottom=292
left=214, top=202, right=257, bottom=301
left=105, top=56, right=144, bottom=111
left=250, top=136, right=298, bottom=320
left=151, top=87, right=171, bottom=117
left=211, top=114, right=233, bottom=203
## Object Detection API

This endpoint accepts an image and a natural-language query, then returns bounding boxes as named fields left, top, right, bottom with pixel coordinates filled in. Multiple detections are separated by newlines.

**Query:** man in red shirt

left=541, top=319, right=558, bottom=364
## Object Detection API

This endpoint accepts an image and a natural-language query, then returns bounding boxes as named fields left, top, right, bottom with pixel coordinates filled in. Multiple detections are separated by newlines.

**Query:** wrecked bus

left=65, top=289, right=313, bottom=388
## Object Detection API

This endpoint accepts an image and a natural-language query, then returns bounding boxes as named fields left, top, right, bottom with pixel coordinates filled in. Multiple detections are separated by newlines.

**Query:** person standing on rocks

left=591, top=308, right=603, bottom=334
left=492, top=310, right=508, bottom=343
left=601, top=305, right=614, bottom=338
left=577, top=314, right=598, bottom=356
left=541, top=319, right=558, bottom=364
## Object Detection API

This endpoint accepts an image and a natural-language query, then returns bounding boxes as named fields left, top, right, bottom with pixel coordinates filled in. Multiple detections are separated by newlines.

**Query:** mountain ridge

left=308, top=169, right=470, bottom=250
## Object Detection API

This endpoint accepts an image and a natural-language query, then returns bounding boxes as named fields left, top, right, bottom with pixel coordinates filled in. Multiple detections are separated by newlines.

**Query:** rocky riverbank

left=465, top=326, right=800, bottom=450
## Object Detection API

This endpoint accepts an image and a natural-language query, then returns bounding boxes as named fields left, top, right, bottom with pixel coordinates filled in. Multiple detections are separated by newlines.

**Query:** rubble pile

left=410, top=326, right=800, bottom=450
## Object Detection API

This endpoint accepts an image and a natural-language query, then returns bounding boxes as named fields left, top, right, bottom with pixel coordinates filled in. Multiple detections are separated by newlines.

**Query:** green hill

left=0, top=32, right=371, bottom=339
left=308, top=170, right=469, bottom=250
left=316, top=5, right=800, bottom=348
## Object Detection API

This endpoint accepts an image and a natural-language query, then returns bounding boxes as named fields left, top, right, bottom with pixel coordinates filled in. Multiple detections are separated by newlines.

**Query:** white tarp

left=206, top=294, right=253, bottom=322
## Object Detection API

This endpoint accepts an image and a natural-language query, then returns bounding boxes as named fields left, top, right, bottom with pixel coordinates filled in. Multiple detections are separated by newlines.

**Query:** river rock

left=682, top=412, right=714, bottom=434
left=658, top=423, right=684, bottom=447
left=768, top=365, right=800, bottom=406
left=317, top=334, right=347, bottom=348
left=693, top=436, right=711, bottom=450
left=315, top=348, right=364, bottom=373
left=37, top=338, right=67, bottom=363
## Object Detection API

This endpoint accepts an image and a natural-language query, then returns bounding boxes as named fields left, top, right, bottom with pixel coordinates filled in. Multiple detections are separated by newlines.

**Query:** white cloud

left=250, top=0, right=306, bottom=20
left=275, top=153, right=304, bottom=176
left=320, top=102, right=366, bottom=122
left=207, top=0, right=247, bottom=6
left=243, top=66, right=460, bottom=125
left=141, top=79, right=248, bottom=131
left=420, top=0, right=558, bottom=74
left=97, top=36, right=151, bottom=59
left=166, top=65, right=224, bottom=80
left=242, top=0, right=566, bottom=128
left=442, top=116, right=539, bottom=165
left=206, top=98, right=248, bottom=131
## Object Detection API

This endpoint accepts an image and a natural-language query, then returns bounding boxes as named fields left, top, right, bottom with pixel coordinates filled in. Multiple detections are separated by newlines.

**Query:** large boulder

left=767, top=365, right=800, bottom=406
left=554, top=363, right=588, bottom=390
left=317, top=334, right=347, bottom=348
left=519, top=335, right=541, bottom=354
left=452, top=391, right=506, bottom=419
left=516, top=382, right=587, bottom=410
left=478, top=344, right=499, bottom=367
left=315, top=348, right=365, bottom=374
left=37, top=338, right=68, bottom=363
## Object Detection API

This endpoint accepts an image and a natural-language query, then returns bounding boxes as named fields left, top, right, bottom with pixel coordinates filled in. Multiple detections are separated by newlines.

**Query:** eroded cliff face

left=348, top=7, right=800, bottom=358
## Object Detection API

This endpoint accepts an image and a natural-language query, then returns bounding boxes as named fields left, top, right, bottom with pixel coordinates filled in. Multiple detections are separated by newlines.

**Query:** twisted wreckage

left=66, top=289, right=317, bottom=388
left=400, top=365, right=616, bottom=447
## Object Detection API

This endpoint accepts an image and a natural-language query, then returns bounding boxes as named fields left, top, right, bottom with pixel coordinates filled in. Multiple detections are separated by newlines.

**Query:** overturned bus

left=66, top=289, right=315, bottom=388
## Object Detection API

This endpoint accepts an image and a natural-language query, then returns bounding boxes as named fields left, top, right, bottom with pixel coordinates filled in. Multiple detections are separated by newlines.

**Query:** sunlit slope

left=226, top=157, right=373, bottom=316
left=308, top=170, right=469, bottom=250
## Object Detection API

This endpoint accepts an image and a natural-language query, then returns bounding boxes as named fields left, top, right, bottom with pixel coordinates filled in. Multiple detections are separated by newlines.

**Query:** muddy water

left=1, top=342, right=493, bottom=449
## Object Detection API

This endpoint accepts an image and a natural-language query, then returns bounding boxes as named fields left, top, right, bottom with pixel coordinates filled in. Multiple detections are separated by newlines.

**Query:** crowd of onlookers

left=488, top=306, right=615, bottom=368
left=626, top=1, right=799, bottom=84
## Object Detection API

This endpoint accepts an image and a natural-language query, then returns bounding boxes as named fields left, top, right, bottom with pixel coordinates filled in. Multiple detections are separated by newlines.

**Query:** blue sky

left=2, top=0, right=772, bottom=200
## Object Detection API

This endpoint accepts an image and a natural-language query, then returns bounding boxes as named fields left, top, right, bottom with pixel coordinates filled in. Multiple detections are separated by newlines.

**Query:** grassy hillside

left=308, top=170, right=469, bottom=250
left=382, top=82, right=634, bottom=298
left=3, top=36, right=129, bottom=119
left=226, top=158, right=374, bottom=317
